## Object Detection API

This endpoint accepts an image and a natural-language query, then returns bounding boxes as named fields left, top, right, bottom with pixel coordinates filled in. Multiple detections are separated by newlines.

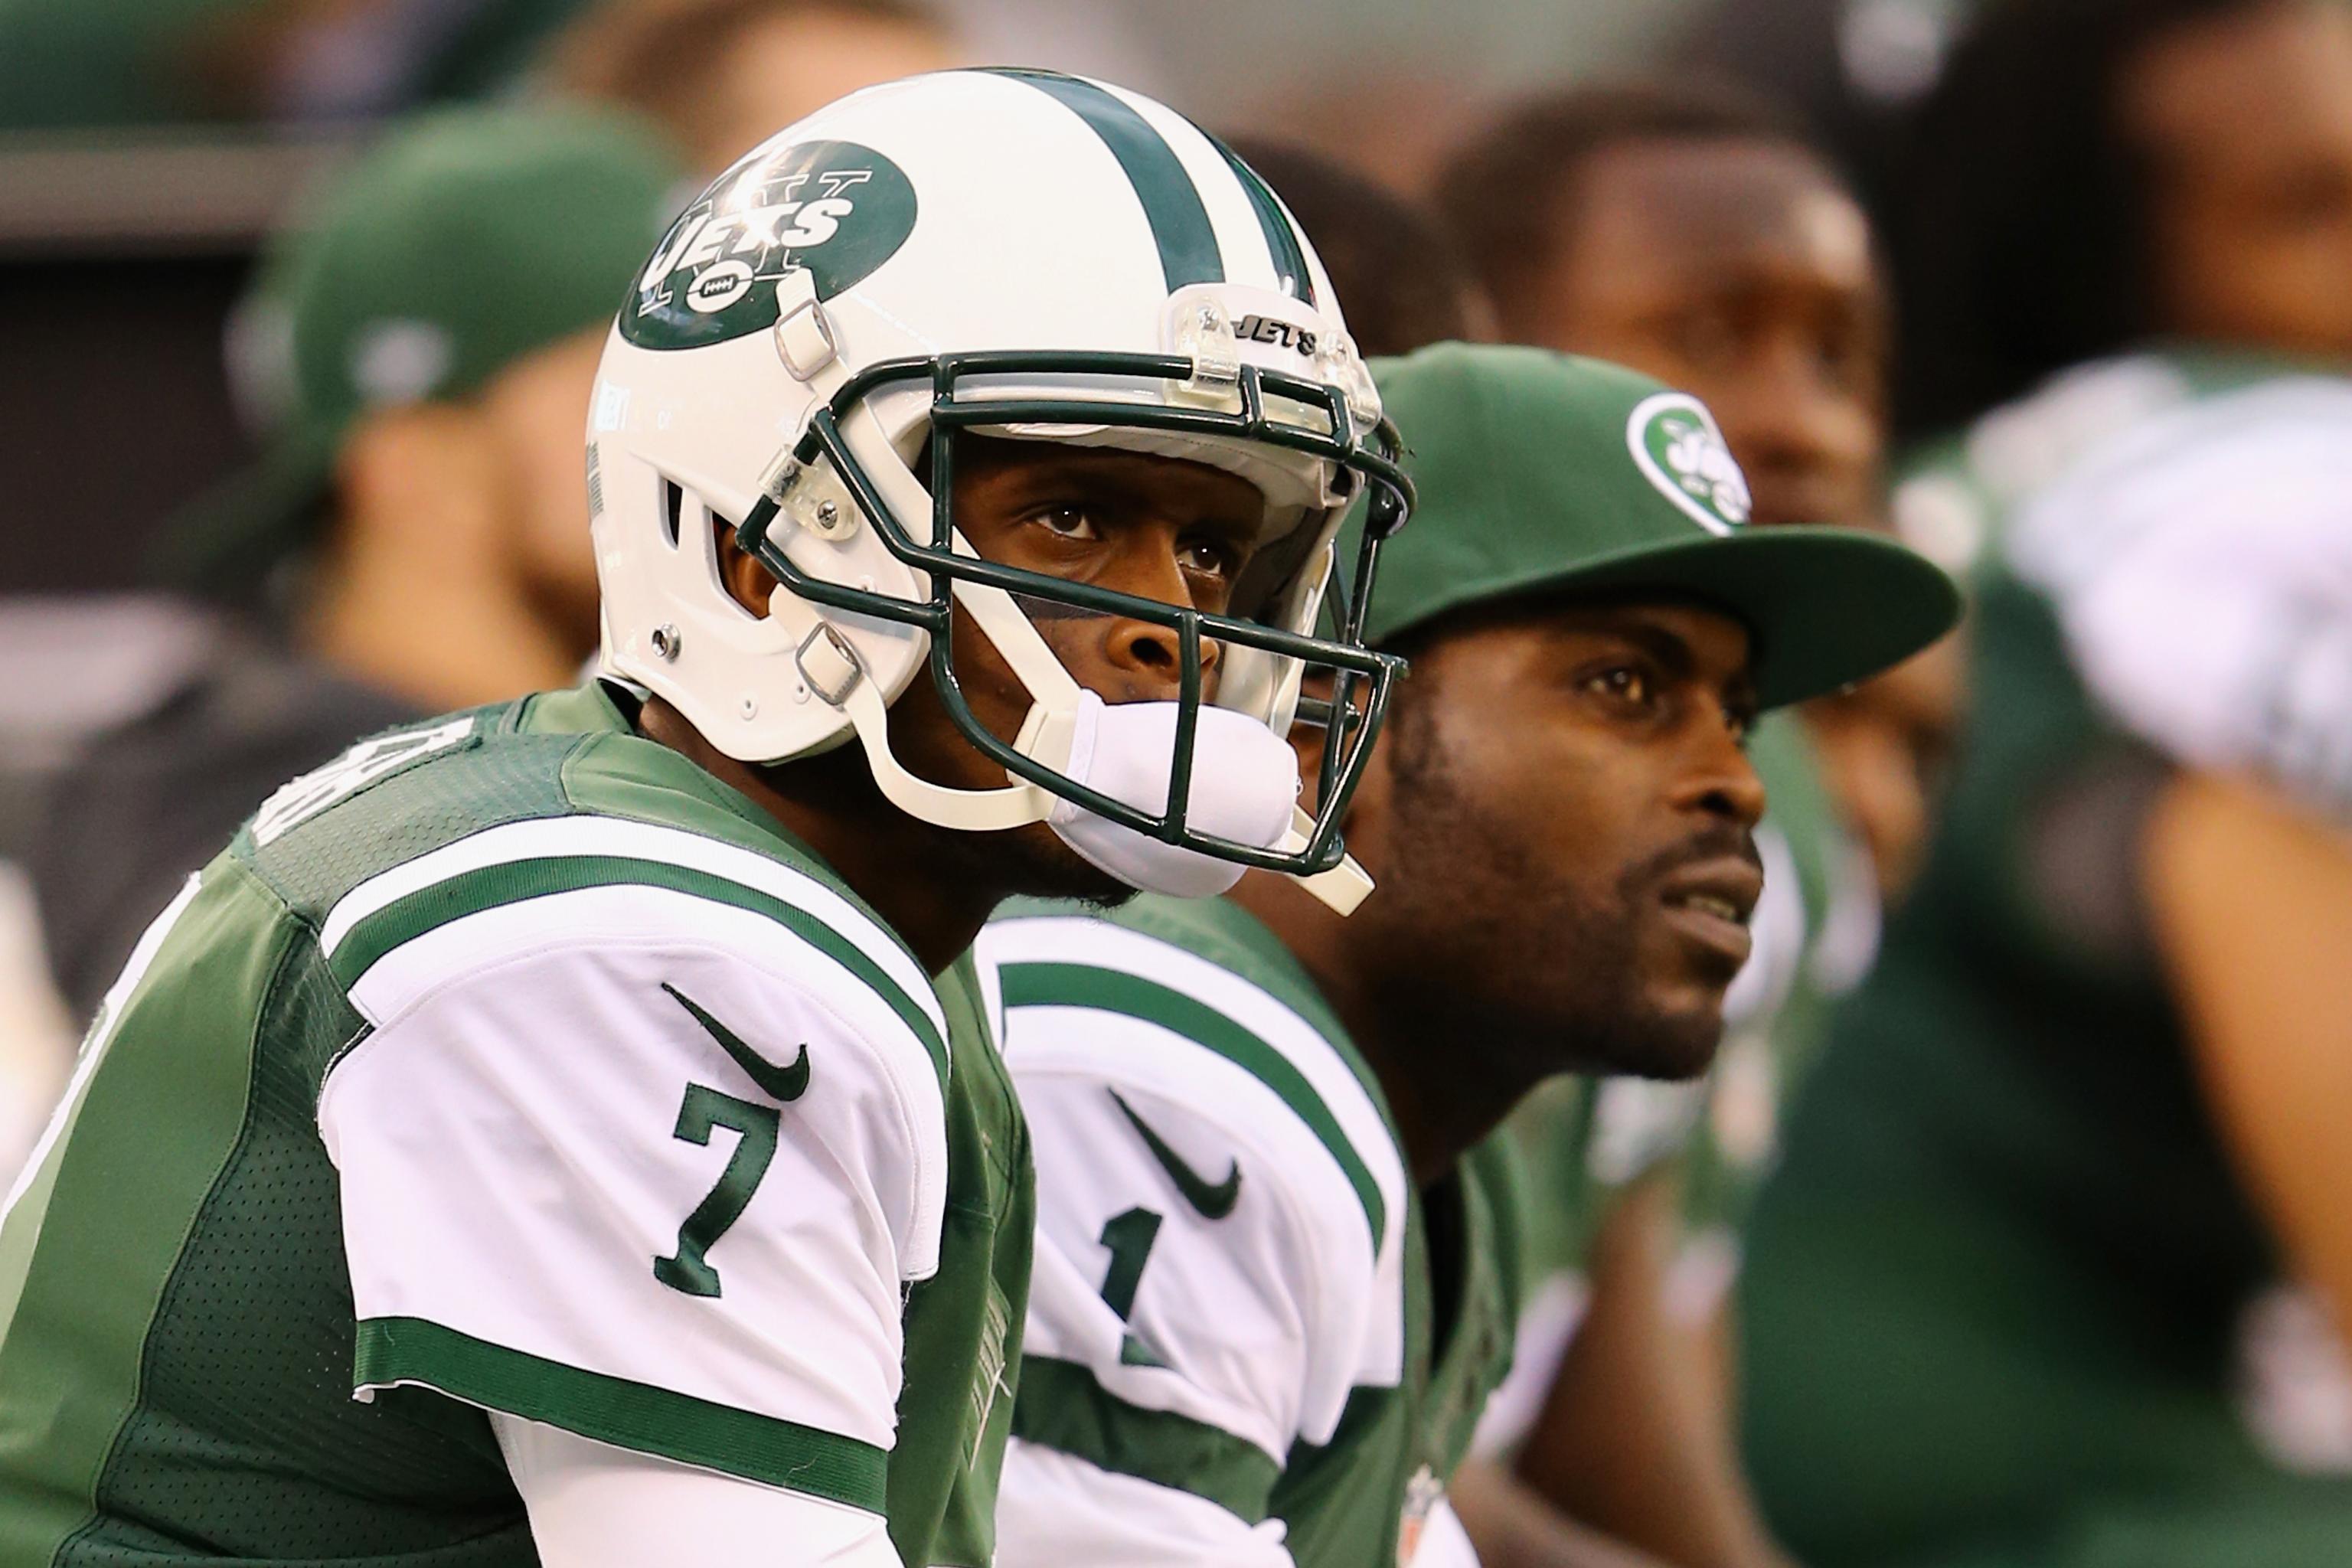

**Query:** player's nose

left=1100, top=616, right=1224, bottom=704
left=1720, top=358, right=1875, bottom=525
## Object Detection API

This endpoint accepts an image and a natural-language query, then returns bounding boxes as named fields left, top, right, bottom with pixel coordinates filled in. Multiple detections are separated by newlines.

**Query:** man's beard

left=1366, top=758, right=1736, bottom=1088
left=1586, top=828, right=1756, bottom=1081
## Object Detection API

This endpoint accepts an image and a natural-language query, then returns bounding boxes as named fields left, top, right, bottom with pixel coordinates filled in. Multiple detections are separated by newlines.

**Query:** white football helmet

left=588, top=68, right=1410, bottom=906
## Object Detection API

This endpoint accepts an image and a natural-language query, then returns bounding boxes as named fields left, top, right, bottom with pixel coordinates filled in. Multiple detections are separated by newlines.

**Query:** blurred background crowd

left=4, top=1, right=2350, bottom=1565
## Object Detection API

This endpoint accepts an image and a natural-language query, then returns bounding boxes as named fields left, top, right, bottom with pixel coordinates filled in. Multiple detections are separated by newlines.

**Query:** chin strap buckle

left=773, top=267, right=839, bottom=384
left=795, top=621, right=861, bottom=707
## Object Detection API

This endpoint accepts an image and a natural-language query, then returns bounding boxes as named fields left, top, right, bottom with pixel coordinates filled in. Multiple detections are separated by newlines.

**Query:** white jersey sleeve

left=2007, top=377, right=2352, bottom=815
left=312, top=815, right=952, bottom=1514
left=975, top=913, right=1409, bottom=1566
left=492, top=1415, right=901, bottom=1567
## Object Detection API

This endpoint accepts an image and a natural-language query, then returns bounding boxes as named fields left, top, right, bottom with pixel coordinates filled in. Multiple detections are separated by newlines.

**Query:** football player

left=1743, top=1, right=2352, bottom=1562
left=0, top=71, right=1409, bottom=1568
left=1436, top=81, right=1919, bottom=1568
left=977, top=343, right=1958, bottom=1567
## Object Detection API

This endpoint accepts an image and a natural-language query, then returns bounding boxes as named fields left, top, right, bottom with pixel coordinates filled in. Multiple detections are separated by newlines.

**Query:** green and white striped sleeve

left=315, top=813, right=950, bottom=1514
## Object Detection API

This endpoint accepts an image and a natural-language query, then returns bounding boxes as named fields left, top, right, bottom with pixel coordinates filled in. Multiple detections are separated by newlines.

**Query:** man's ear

left=714, top=518, right=782, bottom=618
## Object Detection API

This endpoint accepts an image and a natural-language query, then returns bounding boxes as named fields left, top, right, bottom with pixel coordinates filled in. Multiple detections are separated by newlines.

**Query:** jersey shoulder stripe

left=1001, top=958, right=1386, bottom=1250
left=984, top=909, right=1401, bottom=1254
left=320, top=814, right=949, bottom=1086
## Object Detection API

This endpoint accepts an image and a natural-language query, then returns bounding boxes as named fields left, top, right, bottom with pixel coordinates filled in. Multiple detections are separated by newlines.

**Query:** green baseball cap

left=1350, top=343, right=1960, bottom=709
left=155, top=103, right=686, bottom=599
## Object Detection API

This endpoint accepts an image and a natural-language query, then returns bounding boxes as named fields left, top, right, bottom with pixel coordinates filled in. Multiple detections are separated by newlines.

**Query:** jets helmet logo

left=622, top=138, right=917, bottom=351
left=1628, top=392, right=1752, bottom=534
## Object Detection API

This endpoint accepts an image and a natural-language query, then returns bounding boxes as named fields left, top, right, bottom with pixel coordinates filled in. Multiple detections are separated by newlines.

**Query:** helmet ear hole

left=704, top=503, right=770, bottom=623
left=661, top=480, right=684, bottom=550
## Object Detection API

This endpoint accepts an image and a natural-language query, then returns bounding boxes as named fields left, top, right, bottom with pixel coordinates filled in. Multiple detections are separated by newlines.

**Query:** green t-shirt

left=0, top=682, right=1029, bottom=1567
left=975, top=894, right=1524, bottom=1568
left=1741, top=351, right=2352, bottom=1568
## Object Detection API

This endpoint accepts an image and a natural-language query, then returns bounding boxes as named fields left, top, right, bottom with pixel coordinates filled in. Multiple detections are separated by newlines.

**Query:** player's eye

left=1177, top=536, right=1239, bottom=579
left=1583, top=664, right=1655, bottom=709
left=1812, top=319, right=1878, bottom=398
left=1030, top=505, right=1101, bottom=543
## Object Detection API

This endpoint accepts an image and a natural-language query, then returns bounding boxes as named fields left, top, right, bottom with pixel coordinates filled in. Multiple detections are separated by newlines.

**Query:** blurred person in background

left=540, top=0, right=962, bottom=175
left=1887, top=0, right=2352, bottom=439
left=1441, top=80, right=1958, bottom=897
left=1432, top=79, right=1936, bottom=1568
left=26, top=103, right=681, bottom=1023
left=1739, top=1, right=2352, bottom=1563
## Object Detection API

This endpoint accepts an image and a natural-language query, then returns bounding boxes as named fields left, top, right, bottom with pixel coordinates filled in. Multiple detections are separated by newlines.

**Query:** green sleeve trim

left=353, top=1316, right=887, bottom=1510
left=998, top=960, right=1387, bottom=1247
left=329, top=853, right=948, bottom=1090
left=1011, top=1354, right=1282, bottom=1524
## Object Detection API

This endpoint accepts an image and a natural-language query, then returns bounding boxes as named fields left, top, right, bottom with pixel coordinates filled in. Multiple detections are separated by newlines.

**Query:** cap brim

left=1501, top=527, right=1963, bottom=709
left=145, top=426, right=338, bottom=603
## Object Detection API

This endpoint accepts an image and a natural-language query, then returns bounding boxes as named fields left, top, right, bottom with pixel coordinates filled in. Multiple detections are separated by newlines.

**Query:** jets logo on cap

left=1628, top=392, right=1751, bottom=535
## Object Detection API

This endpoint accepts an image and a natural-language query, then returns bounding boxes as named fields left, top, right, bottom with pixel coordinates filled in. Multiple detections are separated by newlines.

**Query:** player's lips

left=1656, top=858, right=1763, bottom=965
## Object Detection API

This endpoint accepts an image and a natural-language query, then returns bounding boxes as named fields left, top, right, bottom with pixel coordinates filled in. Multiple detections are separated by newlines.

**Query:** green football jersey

left=1741, top=351, right=2352, bottom=1568
left=974, top=895, right=1524, bottom=1568
left=0, top=681, right=1030, bottom=1568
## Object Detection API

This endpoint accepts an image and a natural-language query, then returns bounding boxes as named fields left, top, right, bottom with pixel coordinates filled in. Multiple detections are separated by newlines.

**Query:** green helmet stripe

left=1206, top=132, right=1316, bottom=305
left=983, top=67, right=1225, bottom=293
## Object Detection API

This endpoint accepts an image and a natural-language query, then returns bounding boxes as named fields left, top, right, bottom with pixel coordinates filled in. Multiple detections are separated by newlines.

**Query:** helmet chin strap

left=1279, top=808, right=1374, bottom=915
left=757, top=560, right=1105, bottom=832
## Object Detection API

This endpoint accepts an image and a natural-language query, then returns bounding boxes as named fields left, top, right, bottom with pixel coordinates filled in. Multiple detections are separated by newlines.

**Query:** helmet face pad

left=734, top=348, right=1413, bottom=877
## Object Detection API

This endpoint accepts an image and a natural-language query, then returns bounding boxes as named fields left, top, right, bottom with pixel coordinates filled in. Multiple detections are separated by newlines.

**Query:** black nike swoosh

left=1110, top=1089, right=1240, bottom=1220
left=662, top=983, right=809, bottom=1102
